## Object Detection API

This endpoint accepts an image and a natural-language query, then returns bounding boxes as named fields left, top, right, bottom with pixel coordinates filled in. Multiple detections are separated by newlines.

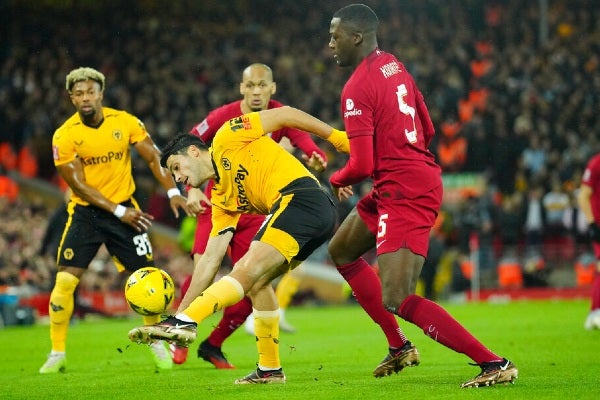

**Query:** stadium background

left=1, top=0, right=599, bottom=322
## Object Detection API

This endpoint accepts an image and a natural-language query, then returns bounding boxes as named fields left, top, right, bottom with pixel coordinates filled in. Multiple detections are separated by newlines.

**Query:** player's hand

left=120, top=208, right=154, bottom=232
left=332, top=185, right=353, bottom=201
left=589, top=222, right=600, bottom=242
left=302, top=151, right=327, bottom=172
left=186, top=187, right=211, bottom=215
left=169, top=194, right=193, bottom=218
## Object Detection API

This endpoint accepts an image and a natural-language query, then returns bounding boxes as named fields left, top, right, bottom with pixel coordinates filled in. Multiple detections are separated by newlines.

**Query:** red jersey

left=582, top=153, right=600, bottom=221
left=336, top=49, right=441, bottom=198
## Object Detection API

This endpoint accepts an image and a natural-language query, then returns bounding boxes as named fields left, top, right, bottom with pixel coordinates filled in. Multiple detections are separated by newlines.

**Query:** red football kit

left=333, top=49, right=442, bottom=257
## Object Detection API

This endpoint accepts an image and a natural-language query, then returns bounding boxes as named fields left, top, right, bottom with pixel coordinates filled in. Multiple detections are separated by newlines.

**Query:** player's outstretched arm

left=259, top=106, right=349, bottom=153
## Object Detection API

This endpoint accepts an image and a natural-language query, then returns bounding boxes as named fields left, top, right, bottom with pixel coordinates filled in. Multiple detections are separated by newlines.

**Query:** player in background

left=39, top=67, right=191, bottom=374
left=577, top=154, right=600, bottom=329
left=128, top=107, right=346, bottom=384
left=325, top=4, right=517, bottom=388
left=170, top=63, right=328, bottom=366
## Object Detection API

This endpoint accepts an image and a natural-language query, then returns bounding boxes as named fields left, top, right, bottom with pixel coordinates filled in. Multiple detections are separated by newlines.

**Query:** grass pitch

left=1, top=299, right=599, bottom=399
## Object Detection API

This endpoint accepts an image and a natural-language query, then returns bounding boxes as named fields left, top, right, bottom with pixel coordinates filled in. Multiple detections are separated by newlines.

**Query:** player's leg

left=39, top=266, right=83, bottom=374
left=128, top=241, right=287, bottom=346
left=234, top=183, right=337, bottom=384
left=106, top=205, right=173, bottom=370
left=383, top=186, right=516, bottom=387
left=245, top=268, right=301, bottom=334
left=40, top=203, right=98, bottom=374
left=244, top=268, right=301, bottom=334
left=329, top=194, right=410, bottom=377
left=235, top=268, right=288, bottom=384
left=129, top=180, right=336, bottom=352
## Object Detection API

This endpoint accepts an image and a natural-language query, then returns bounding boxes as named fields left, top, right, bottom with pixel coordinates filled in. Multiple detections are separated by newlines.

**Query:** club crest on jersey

left=344, top=98, right=362, bottom=118
left=221, top=158, right=231, bottom=170
left=63, top=248, right=74, bottom=260
left=112, top=130, right=123, bottom=140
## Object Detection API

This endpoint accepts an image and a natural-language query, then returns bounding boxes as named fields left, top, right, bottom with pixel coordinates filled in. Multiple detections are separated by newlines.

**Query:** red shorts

left=356, top=185, right=442, bottom=257
left=192, top=210, right=265, bottom=264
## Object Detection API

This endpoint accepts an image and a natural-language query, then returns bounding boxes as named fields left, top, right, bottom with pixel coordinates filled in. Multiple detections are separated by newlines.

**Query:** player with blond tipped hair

left=39, top=66, right=191, bottom=374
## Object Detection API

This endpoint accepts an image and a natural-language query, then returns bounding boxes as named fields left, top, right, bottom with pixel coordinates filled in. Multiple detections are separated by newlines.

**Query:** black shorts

left=57, top=199, right=155, bottom=272
left=255, top=177, right=337, bottom=262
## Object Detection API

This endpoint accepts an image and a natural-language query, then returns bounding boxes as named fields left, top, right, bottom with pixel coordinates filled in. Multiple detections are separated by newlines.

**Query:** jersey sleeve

left=342, top=80, right=376, bottom=138
left=214, top=112, right=266, bottom=146
left=52, top=128, right=77, bottom=166
left=128, top=113, right=150, bottom=144
left=329, top=134, right=373, bottom=187
left=210, top=205, right=241, bottom=237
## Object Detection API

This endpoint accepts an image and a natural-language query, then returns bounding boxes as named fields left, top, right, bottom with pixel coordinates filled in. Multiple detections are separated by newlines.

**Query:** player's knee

left=382, top=288, right=409, bottom=314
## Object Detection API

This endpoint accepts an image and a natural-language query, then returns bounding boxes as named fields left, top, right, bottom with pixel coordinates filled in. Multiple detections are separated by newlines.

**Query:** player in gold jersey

left=128, top=107, right=349, bottom=384
left=39, top=67, right=191, bottom=374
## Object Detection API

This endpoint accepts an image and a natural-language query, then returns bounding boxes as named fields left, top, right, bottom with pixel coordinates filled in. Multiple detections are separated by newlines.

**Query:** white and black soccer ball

left=124, top=267, right=175, bottom=316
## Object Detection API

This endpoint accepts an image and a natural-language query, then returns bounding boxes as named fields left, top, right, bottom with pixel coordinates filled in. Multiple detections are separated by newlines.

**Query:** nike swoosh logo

left=376, top=240, right=386, bottom=249
left=500, top=361, right=511, bottom=371
left=174, top=323, right=194, bottom=329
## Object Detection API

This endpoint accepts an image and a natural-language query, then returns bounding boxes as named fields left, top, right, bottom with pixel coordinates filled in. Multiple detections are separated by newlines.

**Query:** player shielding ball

left=171, top=63, right=327, bottom=367
left=128, top=107, right=345, bottom=384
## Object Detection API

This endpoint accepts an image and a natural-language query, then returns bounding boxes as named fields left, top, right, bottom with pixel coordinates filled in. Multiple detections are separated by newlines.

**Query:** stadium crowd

left=1, top=0, right=600, bottom=303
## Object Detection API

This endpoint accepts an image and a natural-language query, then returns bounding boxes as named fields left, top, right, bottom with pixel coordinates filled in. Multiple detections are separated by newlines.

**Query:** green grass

left=2, top=299, right=599, bottom=399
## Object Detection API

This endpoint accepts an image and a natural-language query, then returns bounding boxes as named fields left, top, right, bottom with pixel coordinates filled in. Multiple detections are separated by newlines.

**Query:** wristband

left=327, top=128, right=350, bottom=153
left=113, top=204, right=126, bottom=218
left=167, top=188, right=181, bottom=199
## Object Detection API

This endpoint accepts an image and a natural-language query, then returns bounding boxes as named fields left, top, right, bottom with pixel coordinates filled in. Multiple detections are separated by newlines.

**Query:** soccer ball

left=124, top=267, right=175, bottom=316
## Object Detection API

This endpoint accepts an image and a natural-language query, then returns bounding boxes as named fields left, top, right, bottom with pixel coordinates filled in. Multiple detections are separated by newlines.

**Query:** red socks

left=399, top=294, right=500, bottom=364
left=206, top=296, right=253, bottom=347
left=337, top=258, right=406, bottom=348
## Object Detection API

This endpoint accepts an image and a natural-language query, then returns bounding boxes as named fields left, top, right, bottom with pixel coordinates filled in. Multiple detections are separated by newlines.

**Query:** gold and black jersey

left=209, top=112, right=319, bottom=236
left=52, top=107, right=149, bottom=206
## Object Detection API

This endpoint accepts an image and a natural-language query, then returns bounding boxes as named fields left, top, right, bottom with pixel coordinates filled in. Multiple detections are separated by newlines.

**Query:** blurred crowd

left=1, top=0, right=600, bottom=299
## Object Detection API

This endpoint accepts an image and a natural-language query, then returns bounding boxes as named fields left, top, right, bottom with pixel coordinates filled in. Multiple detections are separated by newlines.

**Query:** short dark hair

left=160, top=133, right=208, bottom=168
left=333, top=4, right=379, bottom=33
